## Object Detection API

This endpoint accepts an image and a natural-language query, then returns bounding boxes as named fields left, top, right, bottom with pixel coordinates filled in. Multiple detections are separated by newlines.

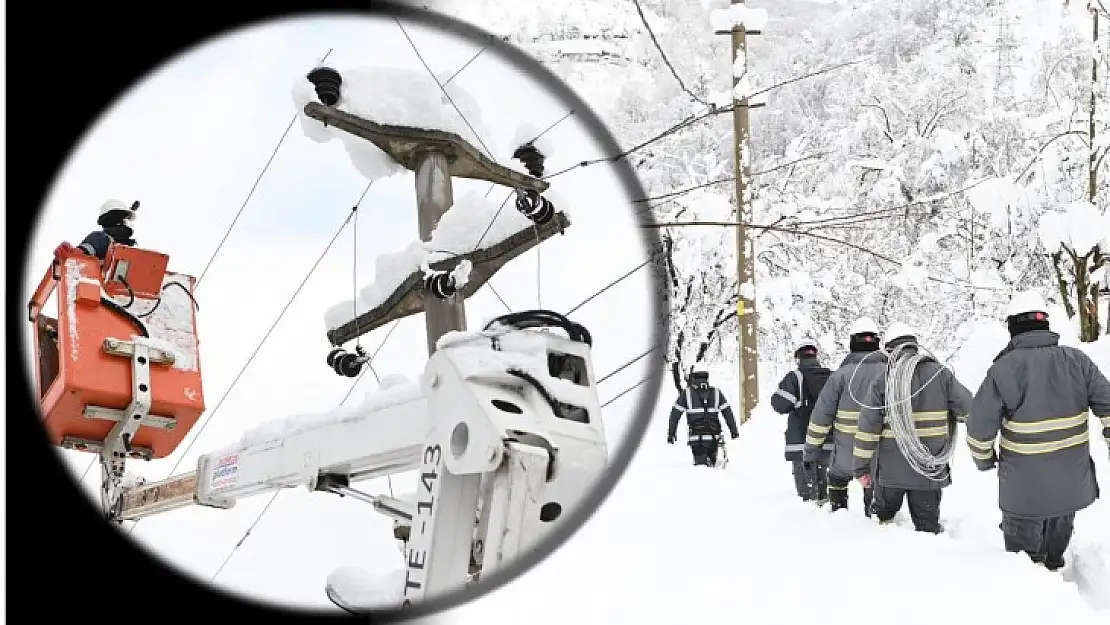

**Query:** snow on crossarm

left=323, top=191, right=540, bottom=331
left=291, top=65, right=489, bottom=183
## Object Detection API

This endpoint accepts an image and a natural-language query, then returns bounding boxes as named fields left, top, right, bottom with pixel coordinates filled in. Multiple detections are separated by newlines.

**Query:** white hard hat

left=883, top=322, right=918, bottom=344
left=691, top=362, right=710, bottom=376
left=849, top=317, right=880, bottom=336
left=1004, top=290, right=1049, bottom=319
left=100, top=199, right=131, bottom=216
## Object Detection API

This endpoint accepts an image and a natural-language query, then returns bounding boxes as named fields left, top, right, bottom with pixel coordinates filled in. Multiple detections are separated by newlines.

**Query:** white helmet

left=691, top=362, right=710, bottom=376
left=100, top=199, right=131, bottom=217
left=1004, top=290, right=1049, bottom=319
left=849, top=317, right=880, bottom=336
left=883, top=322, right=918, bottom=344
left=794, top=339, right=819, bottom=357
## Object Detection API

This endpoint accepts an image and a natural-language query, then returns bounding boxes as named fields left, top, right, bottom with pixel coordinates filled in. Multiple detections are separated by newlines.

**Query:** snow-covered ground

left=447, top=330, right=1110, bottom=624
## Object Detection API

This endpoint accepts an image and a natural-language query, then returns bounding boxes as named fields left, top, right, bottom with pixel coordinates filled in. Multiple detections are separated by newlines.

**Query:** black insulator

left=307, top=67, right=343, bottom=106
left=514, top=190, right=555, bottom=225
left=424, top=272, right=458, bottom=299
left=327, top=347, right=363, bottom=377
left=513, top=143, right=546, bottom=178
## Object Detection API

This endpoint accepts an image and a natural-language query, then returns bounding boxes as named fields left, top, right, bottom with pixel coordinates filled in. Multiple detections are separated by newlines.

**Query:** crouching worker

left=804, top=318, right=886, bottom=516
left=771, top=340, right=833, bottom=503
left=667, top=363, right=740, bottom=467
left=854, top=323, right=972, bottom=533
left=966, top=291, right=1110, bottom=571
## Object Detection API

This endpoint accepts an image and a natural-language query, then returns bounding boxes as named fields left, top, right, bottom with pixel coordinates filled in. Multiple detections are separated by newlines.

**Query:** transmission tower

left=992, top=4, right=1022, bottom=103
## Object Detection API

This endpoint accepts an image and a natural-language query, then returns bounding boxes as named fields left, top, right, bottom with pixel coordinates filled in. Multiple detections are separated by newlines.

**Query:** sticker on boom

left=211, top=454, right=239, bottom=490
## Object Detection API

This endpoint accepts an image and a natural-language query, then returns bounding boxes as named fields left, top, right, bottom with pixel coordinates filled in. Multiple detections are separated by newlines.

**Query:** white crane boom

left=111, top=317, right=609, bottom=611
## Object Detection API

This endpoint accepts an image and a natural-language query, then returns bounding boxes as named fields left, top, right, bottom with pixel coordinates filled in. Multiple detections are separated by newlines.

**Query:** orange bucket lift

left=28, top=241, right=205, bottom=515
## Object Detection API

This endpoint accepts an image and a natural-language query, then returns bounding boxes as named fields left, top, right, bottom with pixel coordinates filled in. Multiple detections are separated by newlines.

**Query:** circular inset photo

left=19, top=3, right=666, bottom=620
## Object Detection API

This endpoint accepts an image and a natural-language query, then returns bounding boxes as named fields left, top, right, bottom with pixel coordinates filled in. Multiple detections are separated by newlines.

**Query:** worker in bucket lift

left=853, top=323, right=972, bottom=534
left=965, top=291, right=1110, bottom=572
left=667, top=363, right=740, bottom=467
left=803, top=318, right=887, bottom=516
left=53, top=199, right=138, bottom=263
left=770, top=339, right=833, bottom=504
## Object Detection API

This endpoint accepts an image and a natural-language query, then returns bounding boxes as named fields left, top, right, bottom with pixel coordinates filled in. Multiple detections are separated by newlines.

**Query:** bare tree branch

left=632, top=153, right=826, bottom=204
left=1015, top=130, right=1091, bottom=181
left=642, top=220, right=1003, bottom=290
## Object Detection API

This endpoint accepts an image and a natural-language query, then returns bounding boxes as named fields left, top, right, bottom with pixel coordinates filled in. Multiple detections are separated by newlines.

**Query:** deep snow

left=443, top=330, right=1110, bottom=624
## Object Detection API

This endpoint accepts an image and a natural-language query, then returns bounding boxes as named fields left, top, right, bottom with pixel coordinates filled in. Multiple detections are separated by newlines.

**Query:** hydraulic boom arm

left=114, top=312, right=609, bottom=609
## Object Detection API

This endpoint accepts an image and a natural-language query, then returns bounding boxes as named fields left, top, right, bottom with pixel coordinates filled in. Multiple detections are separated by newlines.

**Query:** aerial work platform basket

left=28, top=243, right=206, bottom=461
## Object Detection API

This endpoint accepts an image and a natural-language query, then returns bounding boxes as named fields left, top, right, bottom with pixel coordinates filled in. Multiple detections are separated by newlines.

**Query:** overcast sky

left=22, top=12, right=659, bottom=614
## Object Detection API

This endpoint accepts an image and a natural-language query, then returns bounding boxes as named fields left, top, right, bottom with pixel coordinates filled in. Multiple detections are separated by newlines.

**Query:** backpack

left=794, top=367, right=832, bottom=410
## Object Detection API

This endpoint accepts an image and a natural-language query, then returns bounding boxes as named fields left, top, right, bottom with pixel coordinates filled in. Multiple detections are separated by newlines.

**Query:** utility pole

left=303, top=67, right=569, bottom=603
left=720, top=0, right=762, bottom=423
left=415, top=149, right=467, bottom=354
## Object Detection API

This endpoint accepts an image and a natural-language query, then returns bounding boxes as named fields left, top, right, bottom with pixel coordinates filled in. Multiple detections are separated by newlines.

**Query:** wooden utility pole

left=414, top=150, right=467, bottom=353
left=726, top=0, right=761, bottom=422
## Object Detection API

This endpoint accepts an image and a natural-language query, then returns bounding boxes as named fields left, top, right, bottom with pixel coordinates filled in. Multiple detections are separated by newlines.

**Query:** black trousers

left=1001, top=513, right=1076, bottom=571
left=872, top=486, right=942, bottom=533
left=791, top=459, right=828, bottom=501
left=828, top=474, right=873, bottom=517
left=690, top=438, right=720, bottom=467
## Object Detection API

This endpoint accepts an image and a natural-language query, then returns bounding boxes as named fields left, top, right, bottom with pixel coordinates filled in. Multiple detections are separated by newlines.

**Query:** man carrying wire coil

left=965, top=291, right=1110, bottom=572
left=852, top=323, right=973, bottom=533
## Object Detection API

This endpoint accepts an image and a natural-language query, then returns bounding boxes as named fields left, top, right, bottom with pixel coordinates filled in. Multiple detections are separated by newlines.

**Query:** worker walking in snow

left=667, top=363, right=740, bottom=467
left=803, top=318, right=886, bottom=516
left=55, top=199, right=139, bottom=263
left=770, top=340, right=834, bottom=503
left=965, top=291, right=1110, bottom=571
left=853, top=323, right=972, bottom=533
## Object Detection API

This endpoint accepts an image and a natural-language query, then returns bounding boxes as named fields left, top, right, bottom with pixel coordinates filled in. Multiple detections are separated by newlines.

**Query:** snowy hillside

left=448, top=341, right=1110, bottom=625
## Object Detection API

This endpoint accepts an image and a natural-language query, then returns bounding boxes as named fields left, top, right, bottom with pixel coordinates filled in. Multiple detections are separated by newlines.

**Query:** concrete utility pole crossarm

left=724, top=0, right=762, bottom=423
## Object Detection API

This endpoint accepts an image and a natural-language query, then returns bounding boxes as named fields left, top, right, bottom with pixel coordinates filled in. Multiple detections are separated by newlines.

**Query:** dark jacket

left=78, top=230, right=115, bottom=260
left=853, top=343, right=972, bottom=490
left=770, top=356, right=833, bottom=462
left=966, top=329, right=1110, bottom=518
left=668, top=383, right=739, bottom=443
left=804, top=350, right=887, bottom=479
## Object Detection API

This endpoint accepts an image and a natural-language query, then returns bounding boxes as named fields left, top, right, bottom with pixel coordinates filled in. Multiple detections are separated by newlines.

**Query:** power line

left=195, top=48, right=333, bottom=290
left=122, top=185, right=374, bottom=541
left=631, top=0, right=708, bottom=106
left=164, top=184, right=373, bottom=478
left=602, top=376, right=652, bottom=409
left=542, top=59, right=867, bottom=182
left=565, top=260, right=652, bottom=317
left=394, top=17, right=496, bottom=159
left=209, top=489, right=282, bottom=583
left=210, top=316, right=401, bottom=581
left=442, top=34, right=495, bottom=86
left=597, top=344, right=662, bottom=385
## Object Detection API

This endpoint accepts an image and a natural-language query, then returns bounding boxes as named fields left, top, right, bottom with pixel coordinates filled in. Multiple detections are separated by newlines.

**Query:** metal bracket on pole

left=99, top=339, right=155, bottom=521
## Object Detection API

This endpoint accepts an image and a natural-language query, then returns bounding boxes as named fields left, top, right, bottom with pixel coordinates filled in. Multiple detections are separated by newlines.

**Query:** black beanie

left=1007, top=312, right=1050, bottom=338
left=794, top=345, right=818, bottom=359
left=850, top=333, right=880, bottom=352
